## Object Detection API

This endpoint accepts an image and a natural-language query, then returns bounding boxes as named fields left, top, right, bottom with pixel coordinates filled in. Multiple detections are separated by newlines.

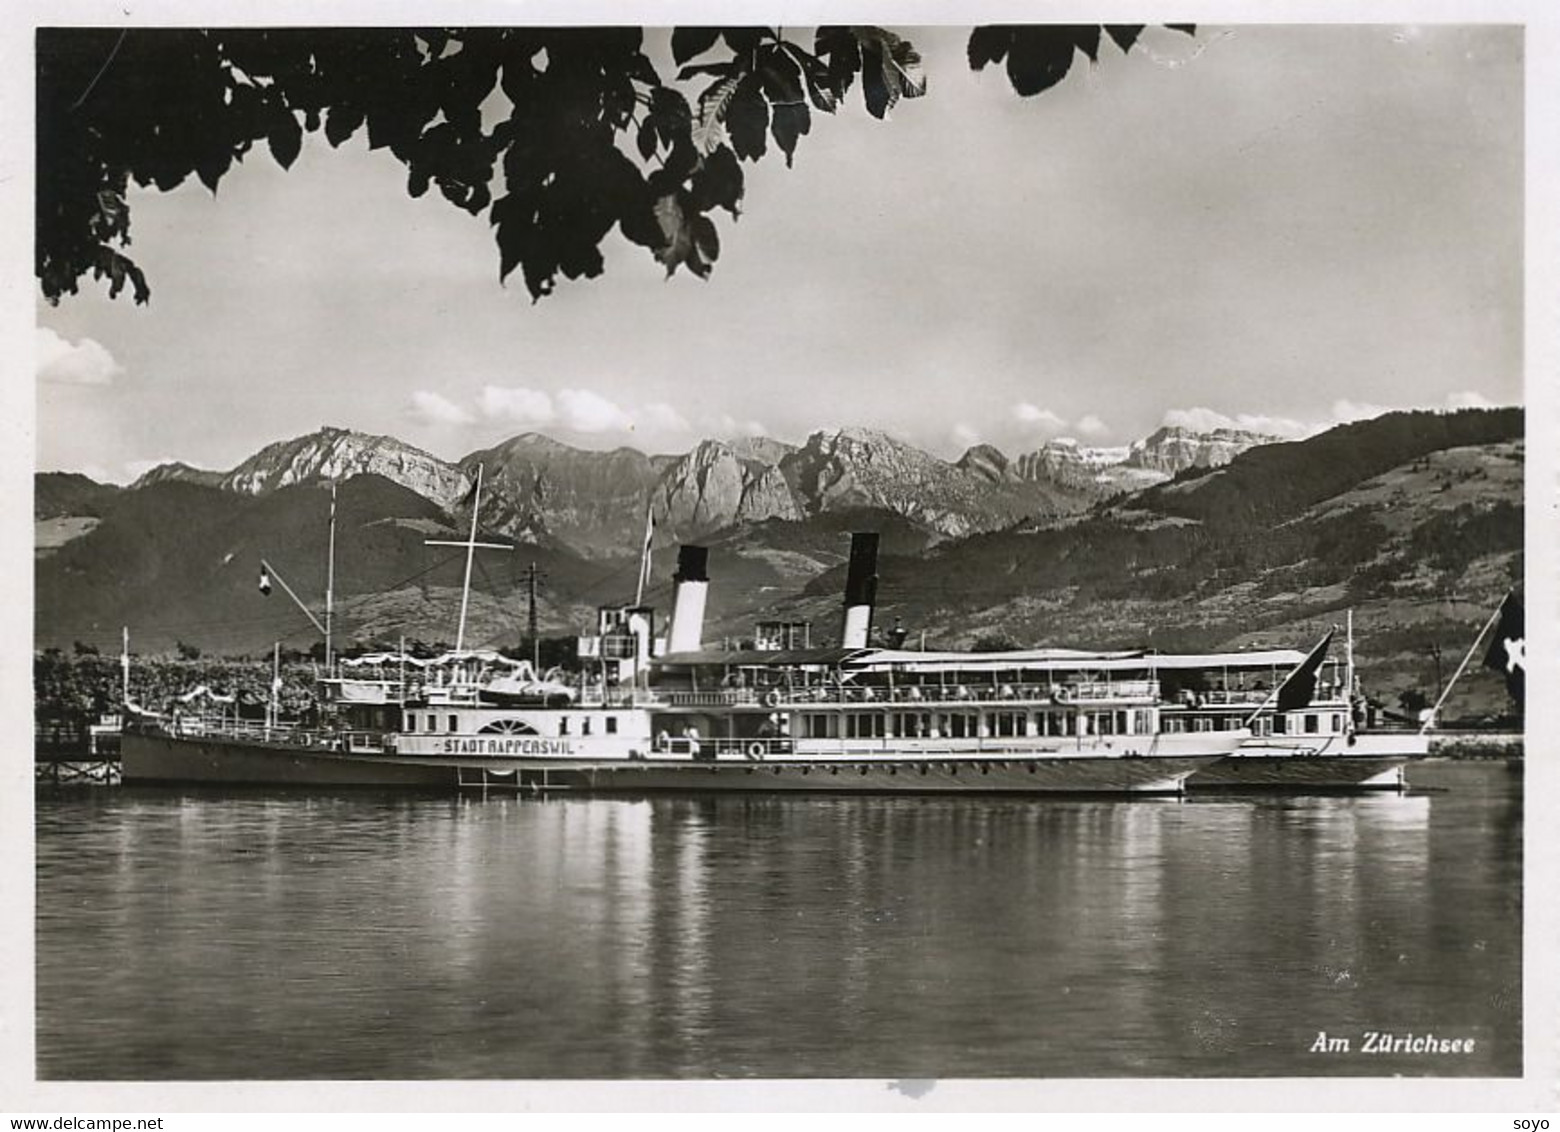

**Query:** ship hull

left=122, top=732, right=459, bottom=787
left=123, top=732, right=1218, bottom=794
left=499, top=754, right=1220, bottom=795
left=1190, top=732, right=1427, bottom=790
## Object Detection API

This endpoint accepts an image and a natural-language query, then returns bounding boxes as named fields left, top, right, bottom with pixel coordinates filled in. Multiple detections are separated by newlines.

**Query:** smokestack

left=840, top=532, right=879, bottom=649
left=667, top=545, right=710, bottom=654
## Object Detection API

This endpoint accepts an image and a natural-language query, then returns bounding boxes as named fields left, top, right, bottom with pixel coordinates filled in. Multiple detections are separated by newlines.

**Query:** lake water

left=35, top=761, right=1522, bottom=1080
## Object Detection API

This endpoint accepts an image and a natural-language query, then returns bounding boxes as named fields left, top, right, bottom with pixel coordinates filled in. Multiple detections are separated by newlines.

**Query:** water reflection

left=36, top=764, right=1520, bottom=1079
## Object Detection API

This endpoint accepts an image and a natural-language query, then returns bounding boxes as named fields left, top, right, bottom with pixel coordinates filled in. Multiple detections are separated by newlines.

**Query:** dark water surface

left=35, top=761, right=1521, bottom=1079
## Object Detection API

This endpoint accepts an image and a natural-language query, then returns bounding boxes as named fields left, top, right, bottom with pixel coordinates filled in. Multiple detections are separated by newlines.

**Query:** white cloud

left=1075, top=414, right=1109, bottom=439
left=637, top=401, right=692, bottom=435
left=480, top=385, right=555, bottom=426
left=1330, top=399, right=1394, bottom=425
left=557, top=388, right=633, bottom=433
left=1162, top=406, right=1312, bottom=439
left=1011, top=403, right=1067, bottom=432
left=37, top=327, right=122, bottom=386
left=704, top=413, right=768, bottom=439
left=950, top=422, right=982, bottom=449
left=408, top=390, right=474, bottom=425
left=1444, top=390, right=1497, bottom=410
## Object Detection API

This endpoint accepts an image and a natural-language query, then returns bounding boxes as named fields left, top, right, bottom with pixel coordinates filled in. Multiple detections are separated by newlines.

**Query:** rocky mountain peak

left=956, top=444, right=1016, bottom=483
left=130, top=461, right=224, bottom=490
left=221, top=427, right=472, bottom=508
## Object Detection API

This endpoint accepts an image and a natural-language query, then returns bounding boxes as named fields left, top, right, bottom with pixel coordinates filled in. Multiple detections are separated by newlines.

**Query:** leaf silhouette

left=671, top=27, right=721, bottom=65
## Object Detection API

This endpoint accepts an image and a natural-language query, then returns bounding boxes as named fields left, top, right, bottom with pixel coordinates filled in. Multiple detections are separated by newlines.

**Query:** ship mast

left=425, top=465, right=511, bottom=654
left=325, top=481, right=336, bottom=670
left=1419, top=592, right=1510, bottom=735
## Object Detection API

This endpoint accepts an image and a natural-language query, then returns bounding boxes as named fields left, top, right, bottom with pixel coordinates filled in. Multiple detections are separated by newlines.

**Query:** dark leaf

left=618, top=181, right=664, bottom=250
left=689, top=214, right=719, bottom=278
left=649, top=86, right=693, bottom=129
left=726, top=73, right=769, bottom=161
left=770, top=102, right=809, bottom=167
left=688, top=145, right=744, bottom=216
left=661, top=139, right=699, bottom=182
left=637, top=123, right=657, bottom=160
left=195, top=151, right=230, bottom=194
left=720, top=28, right=767, bottom=54
left=782, top=42, right=837, bottom=113
left=967, top=26, right=1011, bottom=70
left=267, top=107, right=303, bottom=169
left=1104, top=25, right=1144, bottom=53
left=758, top=46, right=804, bottom=106
left=408, top=167, right=431, bottom=197
left=1069, top=26, right=1101, bottom=62
left=324, top=104, right=365, bottom=147
left=671, top=27, right=721, bottom=65
left=814, top=26, right=861, bottom=99
left=1003, top=30, right=1078, bottom=97
left=860, top=42, right=890, bottom=119
left=856, top=28, right=925, bottom=118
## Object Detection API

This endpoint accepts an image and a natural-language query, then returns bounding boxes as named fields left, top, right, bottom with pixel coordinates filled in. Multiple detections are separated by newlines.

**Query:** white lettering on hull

left=435, top=737, right=576, bottom=756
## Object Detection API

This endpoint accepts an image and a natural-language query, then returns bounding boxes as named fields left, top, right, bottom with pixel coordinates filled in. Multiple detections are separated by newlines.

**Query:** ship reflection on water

left=35, top=762, right=1520, bottom=1079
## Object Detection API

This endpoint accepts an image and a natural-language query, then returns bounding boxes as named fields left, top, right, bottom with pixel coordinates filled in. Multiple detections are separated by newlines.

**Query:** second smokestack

left=840, top=532, right=879, bottom=649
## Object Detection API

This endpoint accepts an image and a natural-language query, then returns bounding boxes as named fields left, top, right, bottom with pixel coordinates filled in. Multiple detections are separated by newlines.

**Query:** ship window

left=1133, top=709, right=1154, bottom=735
left=1304, top=714, right=1319, bottom=734
left=1164, top=717, right=1185, bottom=734
left=582, top=718, right=592, bottom=736
left=1273, top=715, right=1287, bottom=734
left=426, top=714, right=436, bottom=732
left=1194, top=716, right=1212, bottom=732
left=1332, top=713, right=1343, bottom=733
left=1116, top=711, right=1129, bottom=735
left=448, top=714, right=458, bottom=733
left=559, top=718, right=570, bottom=736
left=606, top=716, right=618, bottom=734
left=406, top=712, right=417, bottom=732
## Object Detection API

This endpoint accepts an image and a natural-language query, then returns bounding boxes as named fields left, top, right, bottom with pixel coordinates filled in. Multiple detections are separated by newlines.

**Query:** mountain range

left=105, top=421, right=1280, bottom=554
left=36, top=408, right=1524, bottom=716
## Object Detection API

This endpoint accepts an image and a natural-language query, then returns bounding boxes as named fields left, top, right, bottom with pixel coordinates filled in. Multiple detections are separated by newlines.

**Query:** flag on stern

left=258, top=566, right=272, bottom=596
left=1276, top=629, right=1335, bottom=712
left=1482, top=593, right=1524, bottom=706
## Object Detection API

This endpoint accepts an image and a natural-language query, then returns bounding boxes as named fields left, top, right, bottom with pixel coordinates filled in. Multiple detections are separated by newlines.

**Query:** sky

left=33, top=22, right=1524, bottom=483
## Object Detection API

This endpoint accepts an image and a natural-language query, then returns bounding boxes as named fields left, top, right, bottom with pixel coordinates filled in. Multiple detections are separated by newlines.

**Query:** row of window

left=1161, top=713, right=1346, bottom=735
left=802, top=709, right=1157, bottom=741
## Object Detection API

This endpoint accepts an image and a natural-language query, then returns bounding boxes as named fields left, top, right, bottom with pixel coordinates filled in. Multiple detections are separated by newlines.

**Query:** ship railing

left=640, top=690, right=765, bottom=708
left=1165, top=687, right=1349, bottom=709
left=155, top=715, right=393, bottom=753
left=762, top=680, right=1160, bottom=706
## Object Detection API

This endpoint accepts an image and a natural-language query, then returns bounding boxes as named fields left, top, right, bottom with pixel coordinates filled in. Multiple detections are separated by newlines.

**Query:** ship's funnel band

left=844, top=532, right=879, bottom=608
left=674, top=545, right=710, bottom=585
